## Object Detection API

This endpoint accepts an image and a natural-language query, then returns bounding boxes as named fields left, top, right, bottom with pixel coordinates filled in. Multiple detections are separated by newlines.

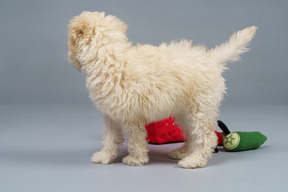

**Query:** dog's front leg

left=122, top=121, right=149, bottom=166
left=91, top=116, right=124, bottom=164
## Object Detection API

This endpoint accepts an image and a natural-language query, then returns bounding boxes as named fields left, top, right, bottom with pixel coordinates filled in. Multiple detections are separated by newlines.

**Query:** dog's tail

left=208, top=26, right=257, bottom=64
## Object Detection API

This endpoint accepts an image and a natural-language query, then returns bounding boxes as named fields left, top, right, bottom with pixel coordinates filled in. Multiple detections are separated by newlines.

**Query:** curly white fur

left=68, top=11, right=257, bottom=168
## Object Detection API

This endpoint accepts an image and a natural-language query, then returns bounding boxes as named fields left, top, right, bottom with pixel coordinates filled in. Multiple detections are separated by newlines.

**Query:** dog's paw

left=91, top=151, right=115, bottom=164
left=122, top=155, right=149, bottom=166
left=178, top=156, right=207, bottom=169
left=169, top=149, right=187, bottom=160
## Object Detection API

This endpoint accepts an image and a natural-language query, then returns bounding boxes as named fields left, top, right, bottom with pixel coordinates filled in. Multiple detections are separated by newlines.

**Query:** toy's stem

left=217, top=120, right=231, bottom=135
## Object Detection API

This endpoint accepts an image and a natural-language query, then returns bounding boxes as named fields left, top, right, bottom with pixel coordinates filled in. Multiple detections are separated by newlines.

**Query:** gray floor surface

left=1, top=104, right=287, bottom=192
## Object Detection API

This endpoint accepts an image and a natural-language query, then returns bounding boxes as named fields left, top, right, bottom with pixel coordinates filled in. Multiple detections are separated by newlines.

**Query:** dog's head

left=68, top=11, right=128, bottom=72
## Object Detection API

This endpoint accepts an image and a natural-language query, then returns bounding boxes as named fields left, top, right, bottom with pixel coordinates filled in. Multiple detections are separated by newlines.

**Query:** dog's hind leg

left=168, top=116, right=192, bottom=160
left=178, top=107, right=218, bottom=169
left=91, top=116, right=124, bottom=164
left=122, top=120, right=149, bottom=166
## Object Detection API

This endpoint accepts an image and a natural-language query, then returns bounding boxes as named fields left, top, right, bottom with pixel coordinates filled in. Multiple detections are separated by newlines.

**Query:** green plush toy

left=217, top=121, right=267, bottom=152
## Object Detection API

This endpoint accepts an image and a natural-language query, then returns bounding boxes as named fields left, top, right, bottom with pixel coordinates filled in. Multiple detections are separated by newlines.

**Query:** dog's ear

left=69, top=18, right=90, bottom=39
left=68, top=16, right=89, bottom=72
left=68, top=11, right=101, bottom=38
left=68, top=11, right=104, bottom=72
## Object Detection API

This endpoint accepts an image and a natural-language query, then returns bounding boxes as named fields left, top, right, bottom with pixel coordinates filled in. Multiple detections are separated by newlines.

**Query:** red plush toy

left=145, top=116, right=185, bottom=144
left=145, top=117, right=223, bottom=145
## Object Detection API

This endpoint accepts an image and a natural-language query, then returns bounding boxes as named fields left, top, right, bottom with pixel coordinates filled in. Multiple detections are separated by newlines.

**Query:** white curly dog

left=68, top=11, right=257, bottom=168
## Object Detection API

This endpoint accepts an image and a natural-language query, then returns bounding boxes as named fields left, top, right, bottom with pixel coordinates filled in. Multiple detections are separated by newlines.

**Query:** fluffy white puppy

left=68, top=11, right=257, bottom=168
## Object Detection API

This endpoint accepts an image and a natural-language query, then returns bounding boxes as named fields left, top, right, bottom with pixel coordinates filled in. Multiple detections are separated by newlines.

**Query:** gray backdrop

left=1, top=1, right=288, bottom=192
left=1, top=0, right=287, bottom=105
